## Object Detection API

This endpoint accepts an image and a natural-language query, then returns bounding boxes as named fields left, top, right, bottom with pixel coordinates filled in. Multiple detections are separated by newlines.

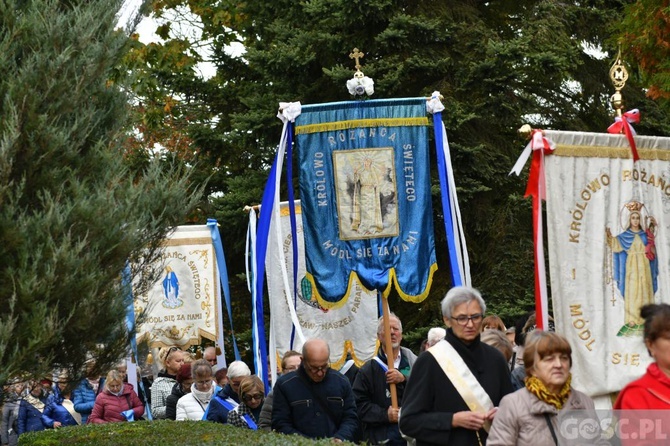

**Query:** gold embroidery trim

left=553, top=145, right=670, bottom=160
left=295, top=117, right=429, bottom=135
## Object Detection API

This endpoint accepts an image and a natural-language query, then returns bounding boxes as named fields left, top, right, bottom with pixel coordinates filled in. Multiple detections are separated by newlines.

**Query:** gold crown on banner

left=625, top=201, right=643, bottom=212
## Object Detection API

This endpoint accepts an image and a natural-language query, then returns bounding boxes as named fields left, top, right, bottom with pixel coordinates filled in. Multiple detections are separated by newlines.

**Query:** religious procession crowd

left=2, top=285, right=670, bottom=446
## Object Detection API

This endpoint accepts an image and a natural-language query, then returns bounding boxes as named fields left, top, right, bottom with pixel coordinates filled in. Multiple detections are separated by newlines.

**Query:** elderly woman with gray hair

left=399, top=286, right=513, bottom=446
left=206, top=360, right=251, bottom=424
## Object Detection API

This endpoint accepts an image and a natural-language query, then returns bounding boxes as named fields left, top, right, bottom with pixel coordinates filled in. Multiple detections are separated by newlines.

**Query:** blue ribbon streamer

left=122, top=262, right=153, bottom=420
left=285, top=124, right=300, bottom=350
left=254, top=147, right=284, bottom=394
left=432, top=112, right=463, bottom=286
left=207, top=219, right=241, bottom=361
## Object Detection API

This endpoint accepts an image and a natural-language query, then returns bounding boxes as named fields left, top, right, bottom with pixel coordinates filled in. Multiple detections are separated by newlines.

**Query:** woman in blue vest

left=227, top=376, right=264, bottom=430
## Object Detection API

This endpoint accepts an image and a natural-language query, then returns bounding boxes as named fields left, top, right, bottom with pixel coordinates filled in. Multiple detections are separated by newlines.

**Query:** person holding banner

left=227, top=376, right=265, bottom=430
left=353, top=314, right=416, bottom=446
left=487, top=331, right=602, bottom=446
left=399, top=286, right=513, bottom=446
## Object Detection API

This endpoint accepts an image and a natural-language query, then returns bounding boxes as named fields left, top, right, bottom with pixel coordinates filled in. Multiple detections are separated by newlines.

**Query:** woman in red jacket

left=88, top=370, right=144, bottom=423
left=615, top=303, right=670, bottom=409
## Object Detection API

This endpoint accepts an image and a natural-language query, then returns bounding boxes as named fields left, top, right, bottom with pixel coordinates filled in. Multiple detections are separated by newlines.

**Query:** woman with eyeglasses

left=227, top=376, right=265, bottom=430
left=176, top=360, right=214, bottom=421
left=399, top=286, right=514, bottom=446
left=150, top=346, right=184, bottom=420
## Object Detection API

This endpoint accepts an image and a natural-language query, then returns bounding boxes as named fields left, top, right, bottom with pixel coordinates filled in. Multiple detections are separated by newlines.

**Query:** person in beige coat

left=487, top=331, right=604, bottom=446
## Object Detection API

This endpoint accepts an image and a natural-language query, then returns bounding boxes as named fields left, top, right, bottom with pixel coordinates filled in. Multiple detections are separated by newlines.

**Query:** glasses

left=305, top=363, right=330, bottom=374
left=164, top=346, right=179, bottom=362
left=242, top=393, right=264, bottom=402
left=195, top=379, right=213, bottom=388
left=451, top=313, right=484, bottom=326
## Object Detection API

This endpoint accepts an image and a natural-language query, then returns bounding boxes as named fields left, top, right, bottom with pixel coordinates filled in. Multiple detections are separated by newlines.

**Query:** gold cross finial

left=349, top=48, right=364, bottom=71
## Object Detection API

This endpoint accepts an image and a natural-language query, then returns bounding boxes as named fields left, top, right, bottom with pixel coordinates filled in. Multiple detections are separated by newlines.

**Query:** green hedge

left=19, top=421, right=354, bottom=445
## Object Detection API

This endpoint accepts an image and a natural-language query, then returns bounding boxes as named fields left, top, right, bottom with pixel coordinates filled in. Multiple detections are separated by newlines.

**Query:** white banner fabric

left=135, top=225, right=219, bottom=348
left=544, top=130, right=670, bottom=397
left=266, top=202, right=379, bottom=369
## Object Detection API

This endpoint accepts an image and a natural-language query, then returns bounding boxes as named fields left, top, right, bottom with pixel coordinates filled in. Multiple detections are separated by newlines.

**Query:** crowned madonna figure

left=606, top=201, right=659, bottom=336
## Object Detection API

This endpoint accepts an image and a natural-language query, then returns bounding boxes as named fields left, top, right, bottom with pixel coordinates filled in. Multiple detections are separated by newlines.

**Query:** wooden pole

left=381, top=293, right=398, bottom=409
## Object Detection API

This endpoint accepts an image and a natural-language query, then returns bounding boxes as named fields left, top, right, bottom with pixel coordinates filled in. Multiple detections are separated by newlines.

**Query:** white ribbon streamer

left=427, top=91, right=471, bottom=286
left=272, top=107, right=305, bottom=346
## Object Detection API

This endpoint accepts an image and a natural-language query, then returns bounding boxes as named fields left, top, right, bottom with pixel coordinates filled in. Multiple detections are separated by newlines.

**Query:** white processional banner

left=135, top=225, right=219, bottom=348
left=267, top=202, right=379, bottom=368
left=544, top=130, right=670, bottom=397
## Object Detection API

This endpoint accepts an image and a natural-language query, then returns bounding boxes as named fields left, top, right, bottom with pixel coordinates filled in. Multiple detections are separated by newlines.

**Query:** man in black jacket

left=353, top=313, right=417, bottom=445
left=271, top=339, right=358, bottom=442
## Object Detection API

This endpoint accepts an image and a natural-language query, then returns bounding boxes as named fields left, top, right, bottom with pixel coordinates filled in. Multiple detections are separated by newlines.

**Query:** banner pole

left=381, top=293, right=398, bottom=409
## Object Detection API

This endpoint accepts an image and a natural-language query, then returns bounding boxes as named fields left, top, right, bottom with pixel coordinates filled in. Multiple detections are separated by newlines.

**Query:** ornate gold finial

left=609, top=47, right=629, bottom=118
left=349, top=48, right=365, bottom=71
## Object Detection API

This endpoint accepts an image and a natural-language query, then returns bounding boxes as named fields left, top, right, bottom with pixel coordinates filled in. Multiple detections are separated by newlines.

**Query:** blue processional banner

left=295, top=98, right=437, bottom=306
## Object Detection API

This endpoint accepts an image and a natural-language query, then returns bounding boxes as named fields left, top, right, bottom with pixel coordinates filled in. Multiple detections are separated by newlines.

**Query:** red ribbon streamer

left=608, top=109, right=640, bottom=162
left=525, top=130, right=553, bottom=330
left=524, top=130, right=554, bottom=200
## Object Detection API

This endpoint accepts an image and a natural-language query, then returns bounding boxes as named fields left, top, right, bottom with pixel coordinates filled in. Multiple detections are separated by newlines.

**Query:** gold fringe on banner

left=295, top=117, right=430, bottom=135
left=554, top=145, right=670, bottom=161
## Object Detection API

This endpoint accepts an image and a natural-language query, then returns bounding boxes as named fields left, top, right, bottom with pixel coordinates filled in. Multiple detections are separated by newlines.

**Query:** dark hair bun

left=640, top=303, right=670, bottom=322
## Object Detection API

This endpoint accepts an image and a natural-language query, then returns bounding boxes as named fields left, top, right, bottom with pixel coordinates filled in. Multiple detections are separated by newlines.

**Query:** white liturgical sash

left=428, top=339, right=494, bottom=432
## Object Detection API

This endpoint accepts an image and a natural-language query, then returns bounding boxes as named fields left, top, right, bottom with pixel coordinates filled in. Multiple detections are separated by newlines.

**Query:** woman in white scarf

left=176, top=359, right=214, bottom=421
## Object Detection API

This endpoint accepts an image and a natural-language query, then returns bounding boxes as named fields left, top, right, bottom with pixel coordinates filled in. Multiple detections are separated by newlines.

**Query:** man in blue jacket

left=271, top=338, right=358, bottom=442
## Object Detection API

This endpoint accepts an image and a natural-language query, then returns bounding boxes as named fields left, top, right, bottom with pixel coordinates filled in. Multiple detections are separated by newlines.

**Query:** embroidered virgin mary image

left=333, top=148, right=398, bottom=240
left=606, top=201, right=658, bottom=336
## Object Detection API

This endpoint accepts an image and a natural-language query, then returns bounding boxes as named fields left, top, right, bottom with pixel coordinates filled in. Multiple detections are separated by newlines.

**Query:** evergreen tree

left=0, top=0, right=201, bottom=387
